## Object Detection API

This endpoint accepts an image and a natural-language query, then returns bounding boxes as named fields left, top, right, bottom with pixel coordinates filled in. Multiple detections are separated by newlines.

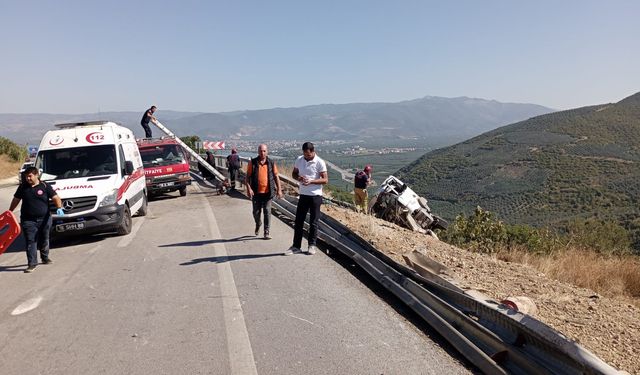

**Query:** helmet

left=364, top=165, right=372, bottom=173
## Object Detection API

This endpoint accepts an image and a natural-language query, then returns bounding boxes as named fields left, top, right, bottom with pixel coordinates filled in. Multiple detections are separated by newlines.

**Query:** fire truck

left=137, top=137, right=191, bottom=197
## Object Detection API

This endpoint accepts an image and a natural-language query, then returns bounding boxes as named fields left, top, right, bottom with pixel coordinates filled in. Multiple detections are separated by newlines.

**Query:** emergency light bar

left=54, top=121, right=114, bottom=129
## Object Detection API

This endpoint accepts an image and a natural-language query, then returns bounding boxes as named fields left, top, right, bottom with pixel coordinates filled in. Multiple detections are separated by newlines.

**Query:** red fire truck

left=137, top=137, right=191, bottom=197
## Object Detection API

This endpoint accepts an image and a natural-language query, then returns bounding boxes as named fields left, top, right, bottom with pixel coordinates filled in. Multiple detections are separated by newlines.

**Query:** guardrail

left=271, top=195, right=621, bottom=375
left=194, top=152, right=620, bottom=374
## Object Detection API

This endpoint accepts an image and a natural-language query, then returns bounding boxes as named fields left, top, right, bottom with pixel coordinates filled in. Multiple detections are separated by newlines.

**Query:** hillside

left=0, top=137, right=27, bottom=183
left=397, top=92, right=640, bottom=247
left=0, top=96, right=552, bottom=146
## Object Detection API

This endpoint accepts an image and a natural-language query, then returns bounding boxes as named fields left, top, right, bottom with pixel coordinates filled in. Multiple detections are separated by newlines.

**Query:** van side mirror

left=125, top=161, right=134, bottom=175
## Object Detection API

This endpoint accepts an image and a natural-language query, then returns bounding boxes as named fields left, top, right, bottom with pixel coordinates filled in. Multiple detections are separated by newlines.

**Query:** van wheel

left=137, top=193, right=148, bottom=216
left=179, top=186, right=187, bottom=197
left=117, top=205, right=132, bottom=235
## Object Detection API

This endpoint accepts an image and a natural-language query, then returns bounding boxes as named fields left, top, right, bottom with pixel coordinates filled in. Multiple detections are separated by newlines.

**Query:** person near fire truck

left=226, top=148, right=241, bottom=190
left=140, top=105, right=156, bottom=138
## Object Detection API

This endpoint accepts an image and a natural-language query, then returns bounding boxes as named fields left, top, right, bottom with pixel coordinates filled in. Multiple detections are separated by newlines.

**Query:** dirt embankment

left=324, top=205, right=640, bottom=374
left=0, top=155, right=21, bottom=183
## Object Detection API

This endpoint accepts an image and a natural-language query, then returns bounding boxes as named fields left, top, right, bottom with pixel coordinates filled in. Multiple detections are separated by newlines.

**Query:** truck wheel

left=179, top=186, right=187, bottom=197
left=137, top=193, right=148, bottom=216
left=117, top=205, right=132, bottom=235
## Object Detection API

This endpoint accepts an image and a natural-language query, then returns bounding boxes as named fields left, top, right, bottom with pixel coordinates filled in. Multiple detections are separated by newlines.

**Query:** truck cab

left=34, top=121, right=147, bottom=236
left=136, top=137, right=191, bottom=197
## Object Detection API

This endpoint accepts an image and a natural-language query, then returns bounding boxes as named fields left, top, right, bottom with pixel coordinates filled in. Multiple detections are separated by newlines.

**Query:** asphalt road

left=0, top=177, right=471, bottom=375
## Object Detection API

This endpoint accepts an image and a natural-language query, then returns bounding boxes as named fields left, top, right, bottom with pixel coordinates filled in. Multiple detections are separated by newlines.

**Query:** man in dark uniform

left=226, top=148, right=241, bottom=189
left=140, top=105, right=157, bottom=138
left=9, top=167, right=64, bottom=273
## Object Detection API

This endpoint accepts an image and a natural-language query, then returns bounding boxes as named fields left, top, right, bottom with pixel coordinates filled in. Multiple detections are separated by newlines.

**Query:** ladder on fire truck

left=151, top=119, right=226, bottom=181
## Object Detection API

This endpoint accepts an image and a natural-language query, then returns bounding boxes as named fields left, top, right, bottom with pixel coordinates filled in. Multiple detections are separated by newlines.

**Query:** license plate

left=56, top=222, right=85, bottom=232
left=158, top=182, right=175, bottom=187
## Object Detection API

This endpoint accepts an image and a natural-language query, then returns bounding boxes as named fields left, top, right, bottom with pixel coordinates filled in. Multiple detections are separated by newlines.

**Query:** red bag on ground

left=0, top=210, right=20, bottom=255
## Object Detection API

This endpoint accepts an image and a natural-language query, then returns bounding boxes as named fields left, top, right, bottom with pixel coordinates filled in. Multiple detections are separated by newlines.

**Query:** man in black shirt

left=353, top=164, right=372, bottom=213
left=140, top=105, right=157, bottom=138
left=9, top=167, right=64, bottom=273
left=226, top=148, right=241, bottom=189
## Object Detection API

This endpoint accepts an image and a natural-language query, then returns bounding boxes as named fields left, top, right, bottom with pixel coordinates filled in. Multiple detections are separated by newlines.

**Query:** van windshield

left=35, top=145, right=117, bottom=180
left=140, top=145, right=184, bottom=168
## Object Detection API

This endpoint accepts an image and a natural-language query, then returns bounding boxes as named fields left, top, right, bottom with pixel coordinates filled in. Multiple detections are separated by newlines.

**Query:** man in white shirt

left=285, top=142, right=328, bottom=255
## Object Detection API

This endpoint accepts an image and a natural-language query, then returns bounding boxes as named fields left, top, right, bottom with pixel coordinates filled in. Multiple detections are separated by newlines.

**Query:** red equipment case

left=0, top=210, right=21, bottom=255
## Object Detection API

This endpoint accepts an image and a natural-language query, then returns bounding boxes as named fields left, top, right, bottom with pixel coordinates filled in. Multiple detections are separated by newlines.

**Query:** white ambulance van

left=34, top=121, right=147, bottom=236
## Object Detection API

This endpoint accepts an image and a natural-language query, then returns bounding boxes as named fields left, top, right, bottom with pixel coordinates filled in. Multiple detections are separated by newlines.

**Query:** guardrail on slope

left=270, top=194, right=622, bottom=375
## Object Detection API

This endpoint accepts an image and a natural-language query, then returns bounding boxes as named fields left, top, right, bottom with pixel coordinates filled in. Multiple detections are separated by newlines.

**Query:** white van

left=34, top=121, right=147, bottom=236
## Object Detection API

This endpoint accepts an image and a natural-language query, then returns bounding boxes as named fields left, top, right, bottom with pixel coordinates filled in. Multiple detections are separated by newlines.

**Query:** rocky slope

left=324, top=205, right=640, bottom=374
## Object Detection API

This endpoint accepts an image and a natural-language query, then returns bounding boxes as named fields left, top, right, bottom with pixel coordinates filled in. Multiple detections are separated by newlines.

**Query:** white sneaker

left=283, top=246, right=299, bottom=256
left=307, top=245, right=317, bottom=255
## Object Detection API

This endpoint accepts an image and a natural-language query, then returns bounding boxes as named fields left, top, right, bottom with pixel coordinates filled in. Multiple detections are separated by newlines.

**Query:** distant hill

left=0, top=96, right=552, bottom=146
left=397, top=92, right=640, bottom=244
left=0, top=111, right=201, bottom=144
left=165, top=97, right=552, bottom=145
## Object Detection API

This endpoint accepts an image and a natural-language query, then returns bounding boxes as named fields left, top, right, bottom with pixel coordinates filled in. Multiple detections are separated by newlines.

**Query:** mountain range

left=397, top=91, right=640, bottom=245
left=0, top=96, right=552, bottom=146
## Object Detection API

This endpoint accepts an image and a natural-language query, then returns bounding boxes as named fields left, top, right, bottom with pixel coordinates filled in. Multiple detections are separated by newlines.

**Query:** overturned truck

left=368, top=176, right=448, bottom=238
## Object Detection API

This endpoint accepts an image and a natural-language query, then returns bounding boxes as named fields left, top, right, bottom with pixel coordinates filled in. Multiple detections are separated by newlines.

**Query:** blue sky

left=1, top=0, right=638, bottom=113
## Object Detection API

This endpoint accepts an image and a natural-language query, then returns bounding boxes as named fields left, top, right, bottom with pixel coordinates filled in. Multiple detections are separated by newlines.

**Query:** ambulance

left=34, top=121, right=147, bottom=236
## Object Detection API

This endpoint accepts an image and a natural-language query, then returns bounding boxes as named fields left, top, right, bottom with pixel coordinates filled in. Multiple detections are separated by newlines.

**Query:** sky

left=1, top=0, right=638, bottom=114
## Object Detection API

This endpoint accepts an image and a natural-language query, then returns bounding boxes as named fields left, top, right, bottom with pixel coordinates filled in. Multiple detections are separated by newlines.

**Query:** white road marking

left=282, top=310, right=317, bottom=326
left=195, top=184, right=258, bottom=375
left=117, top=217, right=145, bottom=248
left=11, top=296, right=43, bottom=315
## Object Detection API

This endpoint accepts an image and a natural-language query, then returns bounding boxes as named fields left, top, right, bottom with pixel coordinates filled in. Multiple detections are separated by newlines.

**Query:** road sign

left=203, top=141, right=225, bottom=150
left=27, top=145, right=38, bottom=158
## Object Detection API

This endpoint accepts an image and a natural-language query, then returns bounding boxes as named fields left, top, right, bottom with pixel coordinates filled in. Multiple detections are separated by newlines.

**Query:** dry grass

left=0, top=154, right=22, bottom=179
left=278, top=163, right=293, bottom=179
left=497, top=246, right=640, bottom=307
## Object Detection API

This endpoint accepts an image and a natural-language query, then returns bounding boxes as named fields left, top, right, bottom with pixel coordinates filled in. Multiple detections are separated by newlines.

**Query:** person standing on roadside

left=140, top=105, right=157, bottom=138
left=226, top=148, right=241, bottom=190
left=8, top=166, right=64, bottom=273
left=353, top=164, right=373, bottom=213
left=246, top=144, right=283, bottom=239
left=200, top=150, right=215, bottom=180
left=286, top=142, right=328, bottom=255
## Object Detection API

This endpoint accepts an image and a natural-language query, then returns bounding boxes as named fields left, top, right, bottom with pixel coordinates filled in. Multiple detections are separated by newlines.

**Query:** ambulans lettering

left=54, top=185, right=94, bottom=191
left=86, top=132, right=105, bottom=144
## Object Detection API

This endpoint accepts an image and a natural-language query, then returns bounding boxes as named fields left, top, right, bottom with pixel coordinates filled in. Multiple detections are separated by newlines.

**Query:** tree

left=180, top=135, right=201, bottom=151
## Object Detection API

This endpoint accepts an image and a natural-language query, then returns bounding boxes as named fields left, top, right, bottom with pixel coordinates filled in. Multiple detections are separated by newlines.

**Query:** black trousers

left=293, top=195, right=323, bottom=248
left=229, top=167, right=239, bottom=188
left=141, top=123, right=152, bottom=138
left=21, top=215, right=52, bottom=267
